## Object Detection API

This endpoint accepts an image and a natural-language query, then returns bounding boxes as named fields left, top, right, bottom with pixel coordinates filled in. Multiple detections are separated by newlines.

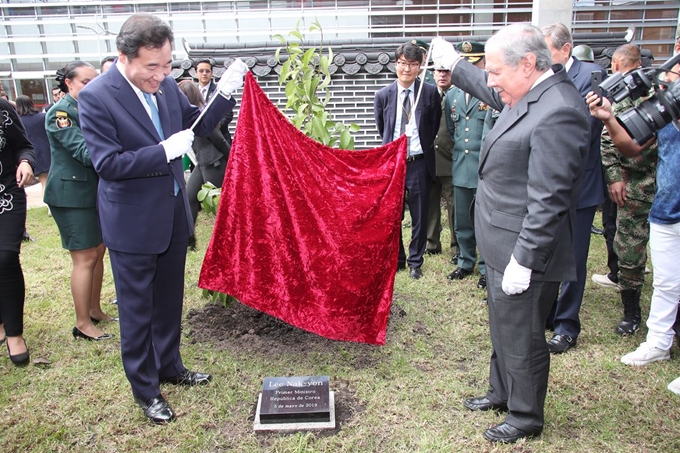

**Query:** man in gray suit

left=431, top=23, right=590, bottom=443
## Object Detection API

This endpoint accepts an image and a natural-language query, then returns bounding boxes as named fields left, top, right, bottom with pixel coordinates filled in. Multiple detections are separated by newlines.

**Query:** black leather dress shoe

left=463, top=396, right=508, bottom=412
left=547, top=334, right=576, bottom=353
left=450, top=253, right=460, bottom=264
left=477, top=275, right=487, bottom=289
left=447, top=267, right=473, bottom=280
left=425, top=249, right=441, bottom=255
left=409, top=267, right=423, bottom=280
left=135, top=395, right=176, bottom=424
left=161, top=369, right=212, bottom=386
left=483, top=422, right=541, bottom=443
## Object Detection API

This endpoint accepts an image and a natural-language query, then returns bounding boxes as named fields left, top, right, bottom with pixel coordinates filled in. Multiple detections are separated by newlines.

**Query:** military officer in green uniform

left=426, top=64, right=459, bottom=260
left=44, top=60, right=115, bottom=342
left=412, top=39, right=435, bottom=86
left=444, top=41, right=487, bottom=289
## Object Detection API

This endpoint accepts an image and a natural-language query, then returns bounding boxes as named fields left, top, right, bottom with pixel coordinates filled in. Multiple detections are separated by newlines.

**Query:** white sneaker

left=621, top=342, right=671, bottom=366
left=668, top=376, right=680, bottom=395
left=591, top=273, right=620, bottom=290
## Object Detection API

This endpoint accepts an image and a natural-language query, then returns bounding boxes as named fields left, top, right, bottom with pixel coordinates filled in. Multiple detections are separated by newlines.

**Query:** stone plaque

left=258, top=376, right=331, bottom=424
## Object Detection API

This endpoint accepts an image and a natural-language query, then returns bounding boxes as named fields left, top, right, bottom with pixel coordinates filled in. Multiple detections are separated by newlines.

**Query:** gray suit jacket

left=450, top=60, right=590, bottom=282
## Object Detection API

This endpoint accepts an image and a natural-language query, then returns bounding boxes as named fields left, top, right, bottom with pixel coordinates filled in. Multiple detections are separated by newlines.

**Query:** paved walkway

left=25, top=182, right=46, bottom=209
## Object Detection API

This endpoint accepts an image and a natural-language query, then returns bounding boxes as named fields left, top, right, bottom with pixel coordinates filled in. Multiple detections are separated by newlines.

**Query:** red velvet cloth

left=199, top=73, right=407, bottom=345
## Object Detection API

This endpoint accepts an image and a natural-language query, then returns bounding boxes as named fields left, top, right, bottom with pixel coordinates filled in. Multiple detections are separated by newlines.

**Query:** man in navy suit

left=542, top=23, right=608, bottom=353
left=79, top=14, right=247, bottom=424
left=374, top=42, right=442, bottom=279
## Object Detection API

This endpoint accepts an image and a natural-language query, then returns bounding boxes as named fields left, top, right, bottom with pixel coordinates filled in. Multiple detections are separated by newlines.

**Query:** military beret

left=455, top=41, right=485, bottom=64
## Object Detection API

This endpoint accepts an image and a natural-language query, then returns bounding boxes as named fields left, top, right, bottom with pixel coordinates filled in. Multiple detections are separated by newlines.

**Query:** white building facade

left=1, top=0, right=678, bottom=107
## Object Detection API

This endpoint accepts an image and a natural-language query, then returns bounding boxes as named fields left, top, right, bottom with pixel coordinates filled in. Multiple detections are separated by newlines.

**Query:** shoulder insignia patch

left=56, top=116, right=72, bottom=129
left=55, top=111, right=68, bottom=118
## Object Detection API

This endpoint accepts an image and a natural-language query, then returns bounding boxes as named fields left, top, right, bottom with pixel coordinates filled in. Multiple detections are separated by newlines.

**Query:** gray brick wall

left=227, top=69, right=392, bottom=150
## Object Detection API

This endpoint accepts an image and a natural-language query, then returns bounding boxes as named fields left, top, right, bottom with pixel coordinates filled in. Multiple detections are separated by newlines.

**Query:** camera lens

left=616, top=78, right=680, bottom=145
left=617, top=95, right=668, bottom=144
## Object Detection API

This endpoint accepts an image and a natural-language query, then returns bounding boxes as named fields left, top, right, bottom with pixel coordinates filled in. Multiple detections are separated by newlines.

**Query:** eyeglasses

left=396, top=60, right=421, bottom=69
left=196, top=69, right=212, bottom=74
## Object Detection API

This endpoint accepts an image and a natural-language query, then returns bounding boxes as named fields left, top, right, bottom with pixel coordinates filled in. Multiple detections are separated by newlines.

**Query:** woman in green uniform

left=44, top=60, right=115, bottom=341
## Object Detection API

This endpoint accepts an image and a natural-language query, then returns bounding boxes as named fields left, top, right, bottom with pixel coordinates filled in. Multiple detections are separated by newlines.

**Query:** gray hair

left=541, top=23, right=573, bottom=56
left=486, top=23, right=553, bottom=72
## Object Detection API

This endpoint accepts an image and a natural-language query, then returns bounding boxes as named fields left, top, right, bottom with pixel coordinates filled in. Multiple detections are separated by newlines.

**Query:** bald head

left=612, top=44, right=641, bottom=73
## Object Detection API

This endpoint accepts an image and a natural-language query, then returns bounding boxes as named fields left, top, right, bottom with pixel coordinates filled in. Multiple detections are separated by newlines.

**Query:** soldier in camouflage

left=596, top=45, right=658, bottom=335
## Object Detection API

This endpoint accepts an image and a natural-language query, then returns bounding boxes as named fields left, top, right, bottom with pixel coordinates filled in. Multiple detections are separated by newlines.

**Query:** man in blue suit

left=79, top=14, right=247, bottom=424
left=542, top=23, right=608, bottom=353
left=374, top=41, right=442, bottom=279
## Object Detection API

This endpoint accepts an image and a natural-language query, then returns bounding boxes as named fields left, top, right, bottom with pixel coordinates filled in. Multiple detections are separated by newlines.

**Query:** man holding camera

left=586, top=35, right=680, bottom=395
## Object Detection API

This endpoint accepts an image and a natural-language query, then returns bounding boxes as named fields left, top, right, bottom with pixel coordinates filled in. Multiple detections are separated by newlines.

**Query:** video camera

left=598, top=52, right=680, bottom=145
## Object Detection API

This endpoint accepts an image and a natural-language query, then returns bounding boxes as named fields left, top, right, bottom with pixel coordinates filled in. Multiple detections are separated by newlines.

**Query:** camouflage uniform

left=601, top=96, right=657, bottom=291
left=601, top=95, right=658, bottom=334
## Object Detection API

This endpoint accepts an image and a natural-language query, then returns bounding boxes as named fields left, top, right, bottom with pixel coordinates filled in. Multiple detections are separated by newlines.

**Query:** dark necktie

left=400, top=89, right=411, bottom=136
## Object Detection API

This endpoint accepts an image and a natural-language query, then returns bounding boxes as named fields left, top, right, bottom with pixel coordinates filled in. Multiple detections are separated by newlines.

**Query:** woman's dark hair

left=178, top=79, right=205, bottom=108
left=55, top=60, right=95, bottom=93
left=14, top=95, right=39, bottom=116
left=116, top=14, right=174, bottom=60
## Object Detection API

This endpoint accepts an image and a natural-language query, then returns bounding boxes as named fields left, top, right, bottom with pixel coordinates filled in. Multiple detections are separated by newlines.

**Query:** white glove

left=501, top=255, right=532, bottom=296
left=217, top=58, right=249, bottom=96
left=430, top=37, right=461, bottom=71
left=161, top=129, right=194, bottom=162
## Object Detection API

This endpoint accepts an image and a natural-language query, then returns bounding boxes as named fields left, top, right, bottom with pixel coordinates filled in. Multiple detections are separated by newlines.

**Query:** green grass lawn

left=1, top=207, right=679, bottom=452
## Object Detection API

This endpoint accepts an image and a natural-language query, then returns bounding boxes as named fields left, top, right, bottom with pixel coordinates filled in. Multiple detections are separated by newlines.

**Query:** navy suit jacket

left=374, top=79, right=442, bottom=180
left=79, top=64, right=235, bottom=254
left=568, top=57, right=608, bottom=209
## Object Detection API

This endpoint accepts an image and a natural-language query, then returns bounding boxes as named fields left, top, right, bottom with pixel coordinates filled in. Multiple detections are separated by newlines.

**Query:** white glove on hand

left=501, top=255, right=532, bottom=296
left=430, top=37, right=461, bottom=71
left=161, top=129, right=194, bottom=162
left=217, top=58, right=249, bottom=96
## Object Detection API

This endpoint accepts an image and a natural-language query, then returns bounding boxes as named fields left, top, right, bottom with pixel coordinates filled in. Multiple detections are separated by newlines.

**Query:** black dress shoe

left=72, top=327, right=114, bottom=341
left=450, top=253, right=460, bottom=264
left=483, top=422, right=541, bottom=443
left=447, top=267, right=473, bottom=280
left=135, top=395, right=176, bottom=424
left=7, top=339, right=30, bottom=366
left=409, top=267, right=423, bottom=280
left=547, top=334, right=576, bottom=353
left=425, top=249, right=441, bottom=255
left=477, top=275, right=487, bottom=289
left=161, top=369, right=212, bottom=386
left=463, top=396, right=507, bottom=412
left=590, top=225, right=604, bottom=235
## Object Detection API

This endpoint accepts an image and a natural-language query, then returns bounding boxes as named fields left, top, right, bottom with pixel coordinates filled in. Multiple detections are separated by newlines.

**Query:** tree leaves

left=274, top=19, right=359, bottom=150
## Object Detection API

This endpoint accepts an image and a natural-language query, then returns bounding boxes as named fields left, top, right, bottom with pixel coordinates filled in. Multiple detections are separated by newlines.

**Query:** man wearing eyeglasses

left=194, top=58, right=234, bottom=145
left=374, top=41, right=442, bottom=279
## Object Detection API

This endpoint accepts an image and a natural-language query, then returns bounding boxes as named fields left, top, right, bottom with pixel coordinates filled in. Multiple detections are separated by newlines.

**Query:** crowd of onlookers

left=0, top=14, right=678, bottom=436
left=377, top=23, right=680, bottom=443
